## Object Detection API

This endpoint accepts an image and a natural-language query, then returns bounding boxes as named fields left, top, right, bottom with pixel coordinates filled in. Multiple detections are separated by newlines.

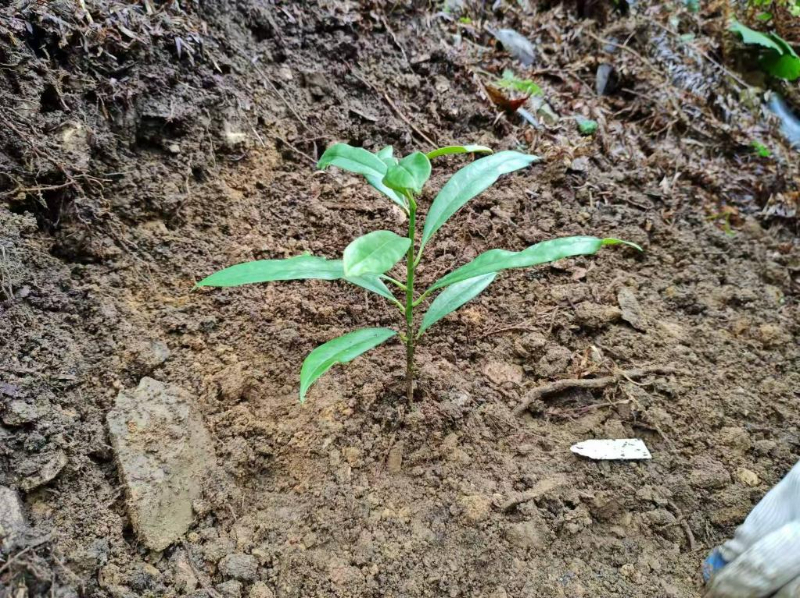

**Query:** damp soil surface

left=1, top=1, right=799, bottom=597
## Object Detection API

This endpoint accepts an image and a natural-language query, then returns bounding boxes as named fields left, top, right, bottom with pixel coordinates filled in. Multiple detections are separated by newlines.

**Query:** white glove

left=705, top=461, right=800, bottom=597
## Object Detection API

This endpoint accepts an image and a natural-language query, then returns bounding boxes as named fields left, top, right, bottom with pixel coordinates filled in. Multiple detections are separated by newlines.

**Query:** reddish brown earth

left=1, top=1, right=798, bottom=597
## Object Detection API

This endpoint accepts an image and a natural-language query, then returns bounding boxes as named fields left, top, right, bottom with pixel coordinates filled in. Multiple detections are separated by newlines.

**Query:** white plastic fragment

left=570, top=439, right=652, bottom=461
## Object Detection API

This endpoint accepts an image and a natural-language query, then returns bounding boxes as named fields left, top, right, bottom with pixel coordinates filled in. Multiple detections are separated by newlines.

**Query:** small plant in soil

left=198, top=144, right=640, bottom=403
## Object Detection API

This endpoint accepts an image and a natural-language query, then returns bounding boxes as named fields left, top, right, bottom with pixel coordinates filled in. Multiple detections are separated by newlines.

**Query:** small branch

left=513, top=365, right=676, bottom=416
left=352, top=70, right=437, bottom=150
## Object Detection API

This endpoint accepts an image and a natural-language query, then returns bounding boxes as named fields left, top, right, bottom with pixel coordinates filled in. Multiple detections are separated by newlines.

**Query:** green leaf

left=383, top=151, right=432, bottom=195
left=729, top=21, right=784, bottom=53
left=496, top=70, right=542, bottom=96
left=317, top=142, right=387, bottom=178
left=576, top=116, right=598, bottom=135
left=428, top=237, right=641, bottom=291
left=197, top=254, right=342, bottom=287
left=761, top=50, right=800, bottom=80
left=426, top=145, right=494, bottom=160
left=419, top=274, right=496, bottom=335
left=318, top=142, right=407, bottom=210
left=343, top=230, right=411, bottom=277
left=344, top=273, right=397, bottom=302
left=364, top=174, right=408, bottom=210
left=300, top=327, right=396, bottom=402
left=420, top=151, right=539, bottom=253
left=751, top=140, right=772, bottom=157
left=376, top=146, right=397, bottom=166
left=196, top=254, right=397, bottom=303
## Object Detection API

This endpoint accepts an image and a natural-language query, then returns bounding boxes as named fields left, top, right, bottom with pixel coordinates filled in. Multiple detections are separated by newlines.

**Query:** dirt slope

left=1, top=1, right=799, bottom=597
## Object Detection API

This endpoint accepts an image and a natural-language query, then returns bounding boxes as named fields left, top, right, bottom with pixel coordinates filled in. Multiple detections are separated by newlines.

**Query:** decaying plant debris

left=1, top=0, right=798, bottom=596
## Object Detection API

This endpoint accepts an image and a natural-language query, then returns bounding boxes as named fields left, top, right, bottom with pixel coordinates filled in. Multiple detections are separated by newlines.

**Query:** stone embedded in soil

left=617, top=287, right=647, bottom=331
left=0, top=485, right=26, bottom=550
left=248, top=582, right=275, bottom=598
left=504, top=520, right=547, bottom=550
left=574, top=303, right=622, bottom=329
left=483, top=360, right=524, bottom=385
left=218, top=553, right=258, bottom=582
left=1, top=400, right=40, bottom=426
left=689, top=457, right=731, bottom=490
left=19, top=450, right=68, bottom=492
left=216, top=579, right=243, bottom=598
left=107, top=377, right=217, bottom=551
left=536, top=345, right=573, bottom=378
left=717, top=427, right=752, bottom=455
left=459, top=495, right=493, bottom=524
left=736, top=468, right=761, bottom=487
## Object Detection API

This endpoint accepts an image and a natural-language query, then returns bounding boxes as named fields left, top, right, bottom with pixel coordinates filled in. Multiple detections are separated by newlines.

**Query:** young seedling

left=197, top=143, right=641, bottom=403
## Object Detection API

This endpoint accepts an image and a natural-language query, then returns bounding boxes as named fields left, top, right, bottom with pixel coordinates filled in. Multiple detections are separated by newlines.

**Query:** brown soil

left=2, top=1, right=799, bottom=597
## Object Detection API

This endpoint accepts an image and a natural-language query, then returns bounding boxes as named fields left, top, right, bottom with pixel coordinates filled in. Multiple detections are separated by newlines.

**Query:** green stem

left=381, top=275, right=407, bottom=291
left=405, top=193, right=417, bottom=403
left=412, top=289, right=431, bottom=308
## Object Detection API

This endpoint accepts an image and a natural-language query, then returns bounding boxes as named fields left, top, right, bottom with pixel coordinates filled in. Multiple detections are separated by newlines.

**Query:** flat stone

left=2, top=400, right=39, bottom=426
left=19, top=450, right=68, bottom=492
left=218, top=553, right=258, bottom=581
left=248, top=582, right=275, bottom=598
left=617, top=287, right=647, bottom=331
left=0, top=485, right=26, bottom=550
left=107, top=377, right=216, bottom=551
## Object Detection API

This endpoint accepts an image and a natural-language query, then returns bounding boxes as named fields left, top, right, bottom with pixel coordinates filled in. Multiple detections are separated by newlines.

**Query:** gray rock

left=19, top=450, right=68, bottom=492
left=248, top=582, right=275, bottom=598
left=2, top=400, right=39, bottom=426
left=617, top=287, right=647, bottom=331
left=216, top=580, right=243, bottom=598
left=107, top=378, right=217, bottom=551
left=0, top=485, right=26, bottom=550
left=218, top=553, right=258, bottom=581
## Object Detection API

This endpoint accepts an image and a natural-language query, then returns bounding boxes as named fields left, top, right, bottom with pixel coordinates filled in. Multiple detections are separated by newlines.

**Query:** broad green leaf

left=197, top=254, right=342, bottom=287
left=196, top=254, right=397, bottom=303
left=317, top=142, right=387, bottom=177
left=377, top=146, right=397, bottom=166
left=383, top=152, right=432, bottom=195
left=729, top=21, right=784, bottom=53
left=318, top=143, right=407, bottom=209
left=428, top=237, right=641, bottom=291
left=426, top=145, right=493, bottom=160
left=343, top=230, right=411, bottom=277
left=419, top=273, right=496, bottom=335
left=420, top=151, right=539, bottom=253
left=761, top=52, right=800, bottom=80
left=300, top=327, right=396, bottom=402
left=344, top=273, right=397, bottom=302
left=364, top=174, right=407, bottom=210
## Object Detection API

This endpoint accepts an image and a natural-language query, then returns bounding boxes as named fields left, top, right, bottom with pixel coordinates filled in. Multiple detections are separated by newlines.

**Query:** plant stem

left=404, top=195, right=417, bottom=403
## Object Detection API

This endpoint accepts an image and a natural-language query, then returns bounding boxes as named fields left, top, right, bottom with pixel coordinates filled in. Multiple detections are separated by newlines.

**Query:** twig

left=275, top=135, right=317, bottom=165
left=500, top=474, right=569, bottom=511
left=234, top=47, right=312, bottom=133
left=352, top=70, right=437, bottom=149
left=0, top=535, right=52, bottom=575
left=667, top=501, right=698, bottom=552
left=481, top=325, right=535, bottom=338
left=181, top=541, right=222, bottom=598
left=513, top=365, right=676, bottom=416
left=381, top=16, right=409, bottom=64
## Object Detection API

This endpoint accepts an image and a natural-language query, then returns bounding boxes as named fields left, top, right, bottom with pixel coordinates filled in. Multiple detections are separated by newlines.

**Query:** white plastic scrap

left=571, top=439, right=652, bottom=461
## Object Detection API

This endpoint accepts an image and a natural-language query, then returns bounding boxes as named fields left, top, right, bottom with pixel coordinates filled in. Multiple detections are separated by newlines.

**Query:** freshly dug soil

left=1, top=1, right=798, bottom=597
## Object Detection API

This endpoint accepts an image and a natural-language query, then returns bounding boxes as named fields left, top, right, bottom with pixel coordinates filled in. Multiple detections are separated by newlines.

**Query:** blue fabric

left=703, top=549, right=728, bottom=583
